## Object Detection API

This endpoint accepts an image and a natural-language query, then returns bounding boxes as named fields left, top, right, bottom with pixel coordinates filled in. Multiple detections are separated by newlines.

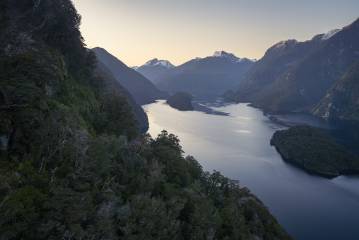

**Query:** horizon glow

left=73, top=0, right=359, bottom=66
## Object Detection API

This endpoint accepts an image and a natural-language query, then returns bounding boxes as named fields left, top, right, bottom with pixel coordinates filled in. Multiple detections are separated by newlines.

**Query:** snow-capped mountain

left=144, top=58, right=174, bottom=69
left=212, top=50, right=239, bottom=61
left=321, top=29, right=341, bottom=40
left=154, top=51, right=255, bottom=99
left=135, top=58, right=175, bottom=84
left=212, top=51, right=255, bottom=63
left=135, top=51, right=255, bottom=99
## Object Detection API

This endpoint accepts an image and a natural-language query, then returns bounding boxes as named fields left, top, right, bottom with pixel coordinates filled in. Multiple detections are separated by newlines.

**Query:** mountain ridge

left=93, top=47, right=168, bottom=105
left=137, top=51, right=254, bottom=99
left=226, top=18, right=359, bottom=115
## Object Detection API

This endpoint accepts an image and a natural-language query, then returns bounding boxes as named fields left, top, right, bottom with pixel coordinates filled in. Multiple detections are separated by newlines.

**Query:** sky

left=73, top=0, right=359, bottom=66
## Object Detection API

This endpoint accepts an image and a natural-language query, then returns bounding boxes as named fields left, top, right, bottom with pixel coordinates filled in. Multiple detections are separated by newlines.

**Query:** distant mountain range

left=225, top=18, right=359, bottom=122
left=135, top=51, right=255, bottom=100
left=96, top=17, right=359, bottom=123
left=93, top=47, right=167, bottom=105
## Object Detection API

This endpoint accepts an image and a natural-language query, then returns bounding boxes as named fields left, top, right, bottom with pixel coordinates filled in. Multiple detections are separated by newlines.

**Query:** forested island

left=271, top=126, right=359, bottom=178
left=0, top=1, right=291, bottom=239
left=167, top=92, right=194, bottom=111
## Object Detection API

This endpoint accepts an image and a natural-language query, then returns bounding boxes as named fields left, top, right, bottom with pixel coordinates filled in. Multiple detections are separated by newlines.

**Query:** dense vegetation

left=94, top=60, right=149, bottom=133
left=0, top=1, right=291, bottom=239
left=167, top=92, right=194, bottom=111
left=271, top=126, right=359, bottom=178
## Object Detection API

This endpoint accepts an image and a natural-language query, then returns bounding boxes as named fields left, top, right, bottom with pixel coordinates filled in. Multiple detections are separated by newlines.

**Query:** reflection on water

left=144, top=100, right=359, bottom=240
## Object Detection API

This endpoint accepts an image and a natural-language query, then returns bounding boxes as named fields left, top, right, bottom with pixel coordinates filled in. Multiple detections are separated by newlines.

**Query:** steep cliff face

left=313, top=61, right=359, bottom=122
left=0, top=1, right=291, bottom=239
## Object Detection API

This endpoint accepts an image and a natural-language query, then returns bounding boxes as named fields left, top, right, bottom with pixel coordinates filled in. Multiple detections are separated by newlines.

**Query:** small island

left=167, top=92, right=194, bottom=111
left=271, top=126, right=359, bottom=178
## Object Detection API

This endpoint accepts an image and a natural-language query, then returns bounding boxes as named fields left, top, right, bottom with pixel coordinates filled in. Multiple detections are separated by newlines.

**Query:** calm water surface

left=143, top=100, right=359, bottom=240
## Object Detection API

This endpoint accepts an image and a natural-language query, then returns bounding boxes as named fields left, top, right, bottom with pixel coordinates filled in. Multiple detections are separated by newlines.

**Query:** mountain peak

left=212, top=51, right=241, bottom=62
left=321, top=29, right=341, bottom=40
left=213, top=50, right=237, bottom=58
left=211, top=51, right=256, bottom=63
left=144, top=58, right=174, bottom=68
left=272, top=40, right=298, bottom=50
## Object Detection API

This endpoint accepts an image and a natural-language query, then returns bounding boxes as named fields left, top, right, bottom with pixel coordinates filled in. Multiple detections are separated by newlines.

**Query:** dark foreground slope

left=93, top=47, right=168, bottom=105
left=0, top=1, right=290, bottom=239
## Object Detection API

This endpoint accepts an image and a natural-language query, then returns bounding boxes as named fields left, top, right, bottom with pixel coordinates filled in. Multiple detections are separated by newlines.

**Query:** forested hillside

left=313, top=61, right=359, bottom=122
left=0, top=1, right=290, bottom=239
left=271, top=126, right=359, bottom=178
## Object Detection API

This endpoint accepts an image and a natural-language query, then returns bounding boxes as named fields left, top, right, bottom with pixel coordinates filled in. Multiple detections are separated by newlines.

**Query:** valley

left=144, top=100, right=359, bottom=240
left=1, top=1, right=358, bottom=239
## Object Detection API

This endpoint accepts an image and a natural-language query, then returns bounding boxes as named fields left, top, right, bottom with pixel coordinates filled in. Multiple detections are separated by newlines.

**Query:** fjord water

left=144, top=100, right=359, bottom=240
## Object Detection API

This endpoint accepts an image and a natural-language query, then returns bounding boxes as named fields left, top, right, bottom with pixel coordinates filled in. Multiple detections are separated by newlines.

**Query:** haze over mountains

left=96, top=17, right=358, bottom=125
left=225, top=18, right=359, bottom=122
left=136, top=51, right=255, bottom=99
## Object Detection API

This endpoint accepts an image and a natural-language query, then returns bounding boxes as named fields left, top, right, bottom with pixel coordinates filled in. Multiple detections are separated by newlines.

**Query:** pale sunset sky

left=73, top=0, right=359, bottom=66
